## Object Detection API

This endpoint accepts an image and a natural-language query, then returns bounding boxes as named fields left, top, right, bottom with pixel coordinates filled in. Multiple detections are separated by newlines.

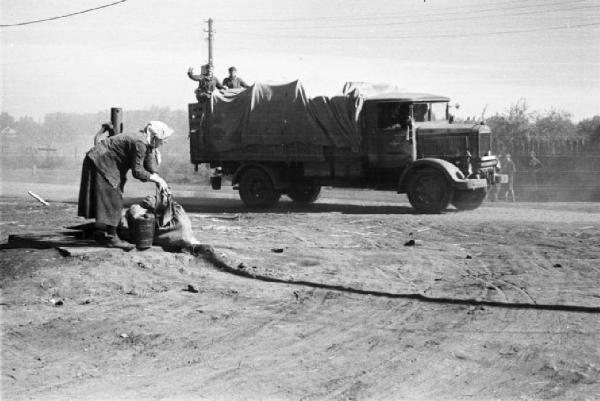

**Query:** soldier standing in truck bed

left=222, top=66, right=249, bottom=89
left=187, top=64, right=225, bottom=101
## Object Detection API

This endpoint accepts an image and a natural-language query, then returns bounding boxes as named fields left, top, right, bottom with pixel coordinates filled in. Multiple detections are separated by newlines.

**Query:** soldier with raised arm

left=187, top=64, right=225, bottom=101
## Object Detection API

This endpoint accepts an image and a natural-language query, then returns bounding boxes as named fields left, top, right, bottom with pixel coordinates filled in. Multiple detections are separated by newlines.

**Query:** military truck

left=188, top=81, right=503, bottom=213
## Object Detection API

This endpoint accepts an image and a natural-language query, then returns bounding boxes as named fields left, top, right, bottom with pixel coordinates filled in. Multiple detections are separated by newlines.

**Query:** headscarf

left=144, top=121, right=174, bottom=141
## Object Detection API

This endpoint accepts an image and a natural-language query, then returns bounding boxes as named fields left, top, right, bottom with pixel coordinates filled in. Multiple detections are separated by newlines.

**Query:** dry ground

left=1, top=182, right=599, bottom=401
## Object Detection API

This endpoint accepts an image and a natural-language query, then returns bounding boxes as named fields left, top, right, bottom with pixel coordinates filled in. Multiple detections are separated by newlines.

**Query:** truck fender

left=232, top=163, right=288, bottom=191
left=397, top=158, right=467, bottom=193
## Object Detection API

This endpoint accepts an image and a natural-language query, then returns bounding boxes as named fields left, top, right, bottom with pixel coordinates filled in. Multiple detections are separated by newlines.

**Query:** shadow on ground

left=118, top=197, right=455, bottom=215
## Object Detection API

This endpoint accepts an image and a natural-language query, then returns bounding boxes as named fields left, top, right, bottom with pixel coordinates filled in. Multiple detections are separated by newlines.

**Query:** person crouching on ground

left=78, top=121, right=173, bottom=250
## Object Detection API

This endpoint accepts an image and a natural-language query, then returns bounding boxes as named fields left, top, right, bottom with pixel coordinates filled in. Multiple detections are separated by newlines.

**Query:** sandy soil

left=1, top=182, right=599, bottom=401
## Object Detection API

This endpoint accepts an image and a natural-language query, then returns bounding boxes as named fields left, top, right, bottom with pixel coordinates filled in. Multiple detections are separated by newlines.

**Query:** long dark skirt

left=78, top=156, right=123, bottom=227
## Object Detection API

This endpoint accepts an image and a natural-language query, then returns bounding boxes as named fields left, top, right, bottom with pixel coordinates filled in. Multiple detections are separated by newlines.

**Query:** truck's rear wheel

left=452, top=188, right=487, bottom=211
left=238, top=167, right=281, bottom=208
left=287, top=181, right=321, bottom=204
left=407, top=169, right=453, bottom=213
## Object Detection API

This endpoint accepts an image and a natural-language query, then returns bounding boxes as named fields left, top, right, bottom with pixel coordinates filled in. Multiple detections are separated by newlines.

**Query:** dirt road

left=1, top=182, right=599, bottom=400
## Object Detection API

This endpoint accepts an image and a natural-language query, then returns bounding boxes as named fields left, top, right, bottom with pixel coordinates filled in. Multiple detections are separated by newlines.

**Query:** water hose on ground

left=190, top=244, right=600, bottom=315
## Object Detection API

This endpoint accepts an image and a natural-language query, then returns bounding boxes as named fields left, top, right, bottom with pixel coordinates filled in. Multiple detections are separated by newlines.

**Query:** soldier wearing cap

left=187, top=64, right=225, bottom=101
left=222, top=66, right=249, bottom=89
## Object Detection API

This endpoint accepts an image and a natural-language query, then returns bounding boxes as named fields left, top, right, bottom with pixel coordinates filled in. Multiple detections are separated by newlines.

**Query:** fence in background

left=496, top=137, right=600, bottom=201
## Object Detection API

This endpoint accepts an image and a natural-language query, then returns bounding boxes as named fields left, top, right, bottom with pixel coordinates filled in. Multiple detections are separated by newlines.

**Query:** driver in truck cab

left=413, top=103, right=429, bottom=122
left=381, top=103, right=411, bottom=130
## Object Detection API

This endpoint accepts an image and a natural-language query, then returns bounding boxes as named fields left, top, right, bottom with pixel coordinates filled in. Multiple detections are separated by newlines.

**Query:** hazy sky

left=1, top=0, right=599, bottom=120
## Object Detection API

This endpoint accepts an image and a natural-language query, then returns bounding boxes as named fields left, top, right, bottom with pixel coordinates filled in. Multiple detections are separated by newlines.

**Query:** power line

left=220, top=0, right=525, bottom=22
left=220, top=0, right=586, bottom=23
left=0, top=0, right=128, bottom=28
left=232, top=3, right=599, bottom=32
left=222, top=21, right=600, bottom=40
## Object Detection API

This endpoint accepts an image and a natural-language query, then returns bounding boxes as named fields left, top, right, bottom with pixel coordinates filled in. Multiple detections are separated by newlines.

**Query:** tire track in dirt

left=163, top=288, right=340, bottom=377
left=448, top=227, right=549, bottom=351
left=434, top=221, right=600, bottom=399
left=264, top=297, right=428, bottom=400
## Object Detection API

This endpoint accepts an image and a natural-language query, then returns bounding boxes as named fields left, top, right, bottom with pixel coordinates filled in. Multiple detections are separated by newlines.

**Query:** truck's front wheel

left=287, top=181, right=321, bottom=204
left=239, top=167, right=281, bottom=208
left=452, top=188, right=487, bottom=211
left=407, top=169, right=453, bottom=213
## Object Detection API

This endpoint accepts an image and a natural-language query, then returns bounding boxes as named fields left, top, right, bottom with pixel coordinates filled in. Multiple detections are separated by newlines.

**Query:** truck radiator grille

left=478, top=133, right=492, bottom=157
left=418, top=132, right=492, bottom=159
left=418, top=135, right=467, bottom=158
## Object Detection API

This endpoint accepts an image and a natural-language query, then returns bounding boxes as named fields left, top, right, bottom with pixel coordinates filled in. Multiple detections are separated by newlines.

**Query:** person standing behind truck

left=528, top=150, right=542, bottom=170
left=528, top=150, right=542, bottom=200
left=222, top=66, right=250, bottom=89
left=500, top=153, right=517, bottom=202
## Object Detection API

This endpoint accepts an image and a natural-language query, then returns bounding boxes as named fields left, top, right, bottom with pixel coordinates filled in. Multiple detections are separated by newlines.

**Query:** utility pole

left=206, top=18, right=214, bottom=69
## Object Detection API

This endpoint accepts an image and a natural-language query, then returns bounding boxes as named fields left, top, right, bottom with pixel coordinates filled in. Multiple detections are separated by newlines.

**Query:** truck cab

left=362, top=93, right=500, bottom=212
left=364, top=93, right=497, bottom=176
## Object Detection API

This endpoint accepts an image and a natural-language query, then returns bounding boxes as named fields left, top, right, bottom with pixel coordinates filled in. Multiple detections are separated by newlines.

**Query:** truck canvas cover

left=205, top=81, right=363, bottom=155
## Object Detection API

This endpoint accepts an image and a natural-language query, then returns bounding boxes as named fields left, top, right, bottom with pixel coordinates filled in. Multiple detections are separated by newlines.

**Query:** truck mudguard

left=397, top=158, right=475, bottom=193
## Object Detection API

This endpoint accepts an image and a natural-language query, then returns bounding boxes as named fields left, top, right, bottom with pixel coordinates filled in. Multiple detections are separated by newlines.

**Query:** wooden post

left=111, top=107, right=123, bottom=134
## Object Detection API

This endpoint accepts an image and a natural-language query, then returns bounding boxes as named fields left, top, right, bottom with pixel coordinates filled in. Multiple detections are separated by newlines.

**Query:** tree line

left=0, top=107, right=189, bottom=155
left=482, top=100, right=600, bottom=155
left=0, top=107, right=205, bottom=182
left=2, top=102, right=599, bottom=156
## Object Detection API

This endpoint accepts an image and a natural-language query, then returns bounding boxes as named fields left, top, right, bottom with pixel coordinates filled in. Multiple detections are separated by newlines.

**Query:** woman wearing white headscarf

left=78, top=121, right=173, bottom=249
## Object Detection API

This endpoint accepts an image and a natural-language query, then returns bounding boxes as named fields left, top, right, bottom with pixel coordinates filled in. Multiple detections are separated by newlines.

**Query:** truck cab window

left=414, top=102, right=448, bottom=122
left=377, top=102, right=410, bottom=130
left=413, top=103, right=429, bottom=122
left=429, top=102, right=448, bottom=122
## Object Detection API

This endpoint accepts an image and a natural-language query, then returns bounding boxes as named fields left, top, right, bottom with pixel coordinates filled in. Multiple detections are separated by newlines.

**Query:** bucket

left=210, top=175, right=222, bottom=190
left=130, top=213, right=155, bottom=250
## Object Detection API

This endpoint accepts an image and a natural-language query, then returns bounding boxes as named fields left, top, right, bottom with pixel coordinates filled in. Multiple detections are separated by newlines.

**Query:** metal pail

left=131, top=213, right=155, bottom=250
left=210, top=176, right=222, bottom=190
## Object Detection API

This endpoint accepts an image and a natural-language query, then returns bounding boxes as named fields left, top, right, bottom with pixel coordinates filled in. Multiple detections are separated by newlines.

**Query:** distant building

left=0, top=127, right=17, bottom=138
